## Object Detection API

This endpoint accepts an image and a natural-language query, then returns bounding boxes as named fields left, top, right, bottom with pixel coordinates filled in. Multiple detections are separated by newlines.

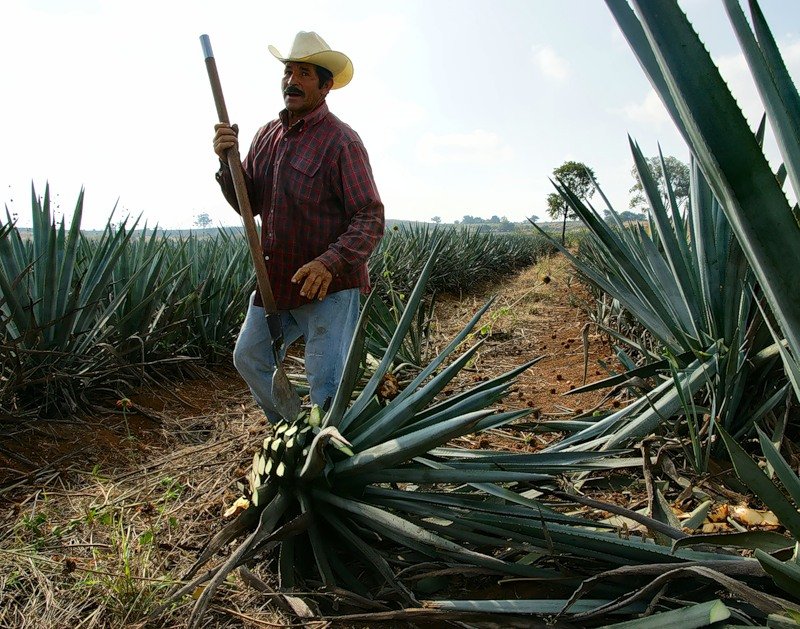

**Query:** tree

left=629, top=155, right=689, bottom=212
left=546, top=160, right=597, bottom=244
left=431, top=216, right=441, bottom=224
left=604, top=209, right=646, bottom=223
left=194, top=212, right=213, bottom=229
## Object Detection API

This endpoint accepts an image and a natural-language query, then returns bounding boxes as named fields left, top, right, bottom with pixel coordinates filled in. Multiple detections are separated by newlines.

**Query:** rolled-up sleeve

left=317, top=140, right=384, bottom=277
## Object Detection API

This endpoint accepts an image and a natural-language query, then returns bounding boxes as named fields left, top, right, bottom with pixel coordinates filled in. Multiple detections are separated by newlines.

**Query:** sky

left=2, top=0, right=800, bottom=229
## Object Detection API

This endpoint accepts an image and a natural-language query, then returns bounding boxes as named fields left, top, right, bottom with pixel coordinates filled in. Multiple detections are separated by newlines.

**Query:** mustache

left=284, top=86, right=304, bottom=96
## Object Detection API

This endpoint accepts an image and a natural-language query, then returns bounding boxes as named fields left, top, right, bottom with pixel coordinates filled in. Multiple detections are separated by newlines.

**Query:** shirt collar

left=279, top=100, right=329, bottom=130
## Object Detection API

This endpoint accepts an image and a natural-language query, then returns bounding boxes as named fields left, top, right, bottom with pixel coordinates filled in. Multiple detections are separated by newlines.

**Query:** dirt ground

left=0, top=254, right=624, bottom=628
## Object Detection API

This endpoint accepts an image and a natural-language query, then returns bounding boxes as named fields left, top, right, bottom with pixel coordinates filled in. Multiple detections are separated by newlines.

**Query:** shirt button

left=264, top=255, right=270, bottom=261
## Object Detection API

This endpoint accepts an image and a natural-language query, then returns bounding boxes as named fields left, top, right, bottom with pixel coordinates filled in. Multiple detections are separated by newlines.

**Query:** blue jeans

left=233, top=288, right=360, bottom=422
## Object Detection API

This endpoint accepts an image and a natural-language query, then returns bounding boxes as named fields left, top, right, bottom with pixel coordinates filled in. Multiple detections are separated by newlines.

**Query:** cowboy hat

left=269, top=31, right=353, bottom=89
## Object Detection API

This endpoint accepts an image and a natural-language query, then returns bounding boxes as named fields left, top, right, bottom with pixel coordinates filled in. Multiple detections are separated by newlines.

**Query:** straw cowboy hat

left=269, top=31, right=353, bottom=89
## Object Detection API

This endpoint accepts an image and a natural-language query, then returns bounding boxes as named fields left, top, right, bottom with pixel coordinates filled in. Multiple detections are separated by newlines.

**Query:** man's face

left=282, top=62, right=332, bottom=118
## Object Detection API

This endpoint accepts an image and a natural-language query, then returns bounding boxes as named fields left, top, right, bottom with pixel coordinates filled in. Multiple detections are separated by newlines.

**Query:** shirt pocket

left=288, top=152, right=323, bottom=204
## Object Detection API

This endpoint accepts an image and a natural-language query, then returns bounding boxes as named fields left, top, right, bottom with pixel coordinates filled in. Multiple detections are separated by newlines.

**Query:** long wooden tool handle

left=200, top=34, right=279, bottom=315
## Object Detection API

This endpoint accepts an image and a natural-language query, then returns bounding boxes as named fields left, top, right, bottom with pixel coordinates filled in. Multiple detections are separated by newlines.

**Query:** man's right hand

left=213, top=123, right=239, bottom=160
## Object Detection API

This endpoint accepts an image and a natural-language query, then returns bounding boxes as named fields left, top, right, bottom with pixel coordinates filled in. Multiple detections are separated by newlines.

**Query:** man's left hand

left=292, top=260, right=333, bottom=301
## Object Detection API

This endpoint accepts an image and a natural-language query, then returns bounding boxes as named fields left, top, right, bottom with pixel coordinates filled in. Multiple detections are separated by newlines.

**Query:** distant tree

left=497, top=217, right=515, bottom=232
left=629, top=155, right=690, bottom=212
left=489, top=215, right=501, bottom=224
left=528, top=214, right=540, bottom=224
left=604, top=209, right=646, bottom=223
left=461, top=215, right=479, bottom=225
left=431, top=215, right=442, bottom=224
left=194, top=212, right=213, bottom=229
left=546, top=160, right=597, bottom=244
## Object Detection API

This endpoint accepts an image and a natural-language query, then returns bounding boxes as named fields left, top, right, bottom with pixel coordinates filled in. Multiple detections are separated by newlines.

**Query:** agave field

left=4, top=0, right=800, bottom=627
left=0, top=200, right=550, bottom=419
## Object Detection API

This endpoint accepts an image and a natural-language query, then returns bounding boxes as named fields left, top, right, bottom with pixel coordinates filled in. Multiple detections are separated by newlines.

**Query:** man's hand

left=292, top=260, right=333, bottom=301
left=213, top=123, right=239, bottom=160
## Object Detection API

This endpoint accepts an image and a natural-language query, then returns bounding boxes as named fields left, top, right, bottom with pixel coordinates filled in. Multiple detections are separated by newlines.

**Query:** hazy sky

left=2, top=0, right=800, bottom=229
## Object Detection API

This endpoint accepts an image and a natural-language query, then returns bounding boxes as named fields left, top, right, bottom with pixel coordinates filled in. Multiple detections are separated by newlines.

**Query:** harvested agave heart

left=247, top=405, right=322, bottom=506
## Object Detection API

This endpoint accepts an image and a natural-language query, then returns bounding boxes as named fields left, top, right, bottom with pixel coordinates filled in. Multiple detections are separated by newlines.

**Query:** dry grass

left=0, top=382, right=296, bottom=628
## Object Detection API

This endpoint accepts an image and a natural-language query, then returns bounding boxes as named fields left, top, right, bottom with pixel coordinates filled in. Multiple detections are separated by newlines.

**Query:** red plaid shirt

left=216, top=102, right=384, bottom=310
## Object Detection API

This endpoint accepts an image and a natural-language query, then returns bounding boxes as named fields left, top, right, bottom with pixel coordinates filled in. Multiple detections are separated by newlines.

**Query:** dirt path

left=433, top=254, right=618, bottom=418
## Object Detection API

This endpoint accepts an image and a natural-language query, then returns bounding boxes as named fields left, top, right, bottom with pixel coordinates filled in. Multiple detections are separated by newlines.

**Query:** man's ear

left=322, top=79, right=334, bottom=96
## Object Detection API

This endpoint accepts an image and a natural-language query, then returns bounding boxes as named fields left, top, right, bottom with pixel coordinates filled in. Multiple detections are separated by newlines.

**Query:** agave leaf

left=464, top=509, right=749, bottom=566
left=364, top=486, right=602, bottom=528
left=565, top=352, right=692, bottom=395
left=631, top=138, right=703, bottom=334
left=718, top=425, right=800, bottom=540
left=349, top=340, right=485, bottom=449
left=754, top=548, right=800, bottom=599
left=473, top=408, right=532, bottom=433
left=334, top=411, right=487, bottom=478
left=427, top=598, right=647, bottom=615
left=323, top=290, right=377, bottom=429
left=393, top=381, right=511, bottom=438
left=605, top=0, right=688, bottom=140
left=756, top=426, right=800, bottom=507
left=530, top=217, right=680, bottom=350
left=393, top=298, right=496, bottom=405
left=414, top=455, right=646, bottom=523
left=296, top=493, right=335, bottom=587
left=753, top=294, right=800, bottom=402
left=415, top=356, right=543, bottom=423
left=600, top=599, right=730, bottom=628
left=356, top=467, right=553, bottom=485
left=673, top=530, right=792, bottom=554
left=553, top=352, right=718, bottom=452
left=724, top=0, right=800, bottom=197
left=427, top=448, right=629, bottom=465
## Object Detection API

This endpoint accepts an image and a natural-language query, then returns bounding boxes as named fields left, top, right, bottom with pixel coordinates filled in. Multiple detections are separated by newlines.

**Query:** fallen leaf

left=223, top=497, right=250, bottom=518
left=707, top=503, right=729, bottom=523
left=701, top=521, right=731, bottom=533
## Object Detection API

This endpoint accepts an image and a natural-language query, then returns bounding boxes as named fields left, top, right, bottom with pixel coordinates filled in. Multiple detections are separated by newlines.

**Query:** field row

left=0, top=194, right=555, bottom=417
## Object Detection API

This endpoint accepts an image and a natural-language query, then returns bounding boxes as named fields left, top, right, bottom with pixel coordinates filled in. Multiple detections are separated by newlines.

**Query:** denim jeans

left=233, top=288, right=360, bottom=422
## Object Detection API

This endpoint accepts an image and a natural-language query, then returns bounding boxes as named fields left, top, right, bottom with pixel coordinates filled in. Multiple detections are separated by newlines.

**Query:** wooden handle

left=200, top=34, right=279, bottom=314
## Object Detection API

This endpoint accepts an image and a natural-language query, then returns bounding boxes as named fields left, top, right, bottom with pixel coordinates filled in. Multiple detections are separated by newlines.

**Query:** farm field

left=1, top=253, right=620, bottom=628
left=4, top=1, right=800, bottom=627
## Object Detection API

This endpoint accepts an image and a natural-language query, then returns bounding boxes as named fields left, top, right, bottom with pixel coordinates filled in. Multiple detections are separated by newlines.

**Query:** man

left=213, top=31, right=384, bottom=421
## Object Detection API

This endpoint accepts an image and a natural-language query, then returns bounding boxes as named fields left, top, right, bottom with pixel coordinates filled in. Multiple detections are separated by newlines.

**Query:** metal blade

left=271, top=364, right=302, bottom=421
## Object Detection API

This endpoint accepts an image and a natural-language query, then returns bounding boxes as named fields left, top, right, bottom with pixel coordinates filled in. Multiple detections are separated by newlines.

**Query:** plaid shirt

left=216, top=102, right=384, bottom=310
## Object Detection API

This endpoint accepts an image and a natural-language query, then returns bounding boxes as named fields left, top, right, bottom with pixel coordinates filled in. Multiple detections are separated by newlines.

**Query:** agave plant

left=369, top=223, right=552, bottom=295
left=0, top=185, right=145, bottom=415
left=161, top=245, right=765, bottom=628
left=363, top=278, right=436, bottom=371
left=175, top=229, right=254, bottom=362
left=535, top=0, right=800, bottom=467
left=606, top=0, right=800, bottom=396
left=537, top=145, right=787, bottom=468
left=107, top=225, right=191, bottom=363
